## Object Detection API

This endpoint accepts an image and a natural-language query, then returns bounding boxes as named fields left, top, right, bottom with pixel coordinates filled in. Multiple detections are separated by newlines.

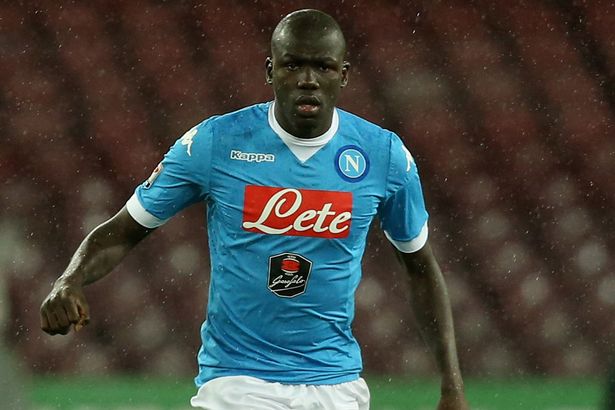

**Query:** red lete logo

left=242, top=186, right=353, bottom=238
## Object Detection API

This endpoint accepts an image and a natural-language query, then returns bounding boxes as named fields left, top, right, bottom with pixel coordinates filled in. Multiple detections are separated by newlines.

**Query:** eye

left=285, top=62, right=298, bottom=71
left=319, top=64, right=331, bottom=72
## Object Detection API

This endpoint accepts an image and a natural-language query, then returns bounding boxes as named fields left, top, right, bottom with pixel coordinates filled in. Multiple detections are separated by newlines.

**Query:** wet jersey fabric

left=126, top=102, right=429, bottom=386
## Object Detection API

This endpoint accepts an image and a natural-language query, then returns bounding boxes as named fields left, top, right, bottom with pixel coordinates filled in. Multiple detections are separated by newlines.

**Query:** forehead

left=272, top=30, right=345, bottom=61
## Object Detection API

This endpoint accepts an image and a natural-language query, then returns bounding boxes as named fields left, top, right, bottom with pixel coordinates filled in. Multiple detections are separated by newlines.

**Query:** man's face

left=267, top=31, right=349, bottom=138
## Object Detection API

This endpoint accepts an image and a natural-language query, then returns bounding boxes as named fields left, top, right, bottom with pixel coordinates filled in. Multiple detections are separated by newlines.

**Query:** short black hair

left=271, top=9, right=346, bottom=56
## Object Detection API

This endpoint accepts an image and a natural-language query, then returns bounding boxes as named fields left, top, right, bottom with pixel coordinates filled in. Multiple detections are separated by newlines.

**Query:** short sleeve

left=126, top=120, right=213, bottom=228
left=379, top=133, right=429, bottom=253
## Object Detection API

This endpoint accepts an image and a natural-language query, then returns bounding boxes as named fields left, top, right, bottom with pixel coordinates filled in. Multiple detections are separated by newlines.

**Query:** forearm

left=409, top=265, right=463, bottom=391
left=58, top=207, right=152, bottom=286
left=400, top=246, right=464, bottom=393
left=60, top=226, right=135, bottom=286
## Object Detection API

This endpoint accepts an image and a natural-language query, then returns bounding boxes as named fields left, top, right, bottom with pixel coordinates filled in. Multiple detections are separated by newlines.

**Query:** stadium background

left=1, top=0, right=613, bottom=408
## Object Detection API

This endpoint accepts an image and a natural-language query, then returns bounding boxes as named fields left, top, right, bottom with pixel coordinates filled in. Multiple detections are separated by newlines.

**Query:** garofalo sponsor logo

left=268, top=253, right=312, bottom=298
left=230, top=149, right=275, bottom=163
left=242, top=186, right=353, bottom=238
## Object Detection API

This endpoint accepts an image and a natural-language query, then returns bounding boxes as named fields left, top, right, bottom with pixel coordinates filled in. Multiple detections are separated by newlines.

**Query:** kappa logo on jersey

left=335, top=145, right=370, bottom=182
left=268, top=253, right=313, bottom=297
left=180, top=127, right=198, bottom=156
left=242, top=186, right=353, bottom=238
left=230, top=150, right=275, bottom=163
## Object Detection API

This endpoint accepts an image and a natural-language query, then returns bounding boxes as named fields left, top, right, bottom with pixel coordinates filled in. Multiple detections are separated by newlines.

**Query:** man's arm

left=397, top=240, right=469, bottom=410
left=40, top=206, right=153, bottom=336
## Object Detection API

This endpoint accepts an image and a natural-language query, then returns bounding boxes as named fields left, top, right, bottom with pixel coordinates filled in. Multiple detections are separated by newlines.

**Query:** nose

left=297, top=67, right=319, bottom=89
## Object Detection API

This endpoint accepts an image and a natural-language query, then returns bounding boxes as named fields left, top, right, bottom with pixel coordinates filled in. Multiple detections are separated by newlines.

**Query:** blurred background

left=1, top=0, right=614, bottom=408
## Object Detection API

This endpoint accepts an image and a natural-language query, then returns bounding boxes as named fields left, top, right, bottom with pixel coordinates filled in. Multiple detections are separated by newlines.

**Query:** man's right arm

left=40, top=206, right=153, bottom=335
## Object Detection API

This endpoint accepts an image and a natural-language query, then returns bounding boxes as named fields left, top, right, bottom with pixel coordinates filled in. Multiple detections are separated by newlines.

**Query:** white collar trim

left=268, top=101, right=339, bottom=148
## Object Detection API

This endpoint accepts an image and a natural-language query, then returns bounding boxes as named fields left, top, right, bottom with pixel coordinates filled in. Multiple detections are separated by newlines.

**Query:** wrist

left=55, top=273, right=84, bottom=288
left=441, top=372, right=464, bottom=395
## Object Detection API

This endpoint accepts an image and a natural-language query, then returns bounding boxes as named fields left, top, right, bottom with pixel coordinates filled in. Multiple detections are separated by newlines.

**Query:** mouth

left=295, top=96, right=321, bottom=116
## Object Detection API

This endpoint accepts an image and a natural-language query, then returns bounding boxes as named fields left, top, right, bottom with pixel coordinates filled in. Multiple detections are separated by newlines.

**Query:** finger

left=52, top=312, right=71, bottom=335
left=74, top=316, right=89, bottom=332
left=43, top=311, right=65, bottom=336
left=46, top=310, right=60, bottom=333
left=77, top=302, right=90, bottom=325
left=74, top=319, right=85, bottom=332
left=64, top=300, right=80, bottom=323
left=55, top=309, right=70, bottom=329
left=74, top=314, right=88, bottom=332
left=73, top=302, right=90, bottom=332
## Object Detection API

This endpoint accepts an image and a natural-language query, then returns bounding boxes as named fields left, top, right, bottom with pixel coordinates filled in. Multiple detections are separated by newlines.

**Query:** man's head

left=266, top=9, right=350, bottom=139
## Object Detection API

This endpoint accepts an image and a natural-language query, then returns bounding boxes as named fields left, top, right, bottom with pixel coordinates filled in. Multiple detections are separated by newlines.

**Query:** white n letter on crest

left=344, top=154, right=361, bottom=173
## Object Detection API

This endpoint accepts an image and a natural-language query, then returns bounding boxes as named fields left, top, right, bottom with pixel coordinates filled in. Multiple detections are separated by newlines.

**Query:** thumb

left=74, top=301, right=90, bottom=332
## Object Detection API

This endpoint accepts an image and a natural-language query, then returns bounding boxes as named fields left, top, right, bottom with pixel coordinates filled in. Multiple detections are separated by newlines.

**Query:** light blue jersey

left=126, top=102, right=429, bottom=386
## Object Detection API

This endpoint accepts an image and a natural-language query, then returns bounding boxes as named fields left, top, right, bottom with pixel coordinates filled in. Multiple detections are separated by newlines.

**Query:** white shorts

left=190, top=375, right=370, bottom=410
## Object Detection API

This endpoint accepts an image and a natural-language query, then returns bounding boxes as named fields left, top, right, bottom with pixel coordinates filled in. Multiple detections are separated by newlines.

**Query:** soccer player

left=40, top=9, right=469, bottom=410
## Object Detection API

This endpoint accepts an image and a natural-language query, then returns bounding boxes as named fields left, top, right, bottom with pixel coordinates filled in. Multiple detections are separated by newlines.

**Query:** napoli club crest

left=335, top=145, right=370, bottom=182
left=268, top=253, right=313, bottom=297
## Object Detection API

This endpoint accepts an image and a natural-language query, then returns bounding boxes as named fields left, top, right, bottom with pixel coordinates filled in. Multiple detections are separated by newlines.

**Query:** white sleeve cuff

left=384, top=221, right=428, bottom=253
left=126, top=194, right=168, bottom=228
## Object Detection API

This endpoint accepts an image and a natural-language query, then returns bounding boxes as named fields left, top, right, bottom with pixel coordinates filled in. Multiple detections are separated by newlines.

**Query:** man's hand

left=437, top=391, right=470, bottom=410
left=40, top=279, right=90, bottom=335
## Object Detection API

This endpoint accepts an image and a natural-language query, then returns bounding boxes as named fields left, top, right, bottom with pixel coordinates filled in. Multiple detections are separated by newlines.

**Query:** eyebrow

left=280, top=54, right=339, bottom=63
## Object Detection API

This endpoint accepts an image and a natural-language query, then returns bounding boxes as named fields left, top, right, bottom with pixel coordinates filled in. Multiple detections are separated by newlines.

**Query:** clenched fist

left=40, top=279, right=90, bottom=335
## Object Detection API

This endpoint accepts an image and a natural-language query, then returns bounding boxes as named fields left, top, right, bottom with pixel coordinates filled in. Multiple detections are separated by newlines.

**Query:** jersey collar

left=268, top=101, right=339, bottom=147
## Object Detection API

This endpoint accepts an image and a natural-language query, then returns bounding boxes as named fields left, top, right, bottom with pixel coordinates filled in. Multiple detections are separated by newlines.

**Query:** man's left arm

left=397, top=240, right=469, bottom=410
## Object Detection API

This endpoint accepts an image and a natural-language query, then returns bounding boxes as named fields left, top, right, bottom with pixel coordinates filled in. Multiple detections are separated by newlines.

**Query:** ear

left=340, top=61, right=350, bottom=88
left=265, top=57, right=273, bottom=84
